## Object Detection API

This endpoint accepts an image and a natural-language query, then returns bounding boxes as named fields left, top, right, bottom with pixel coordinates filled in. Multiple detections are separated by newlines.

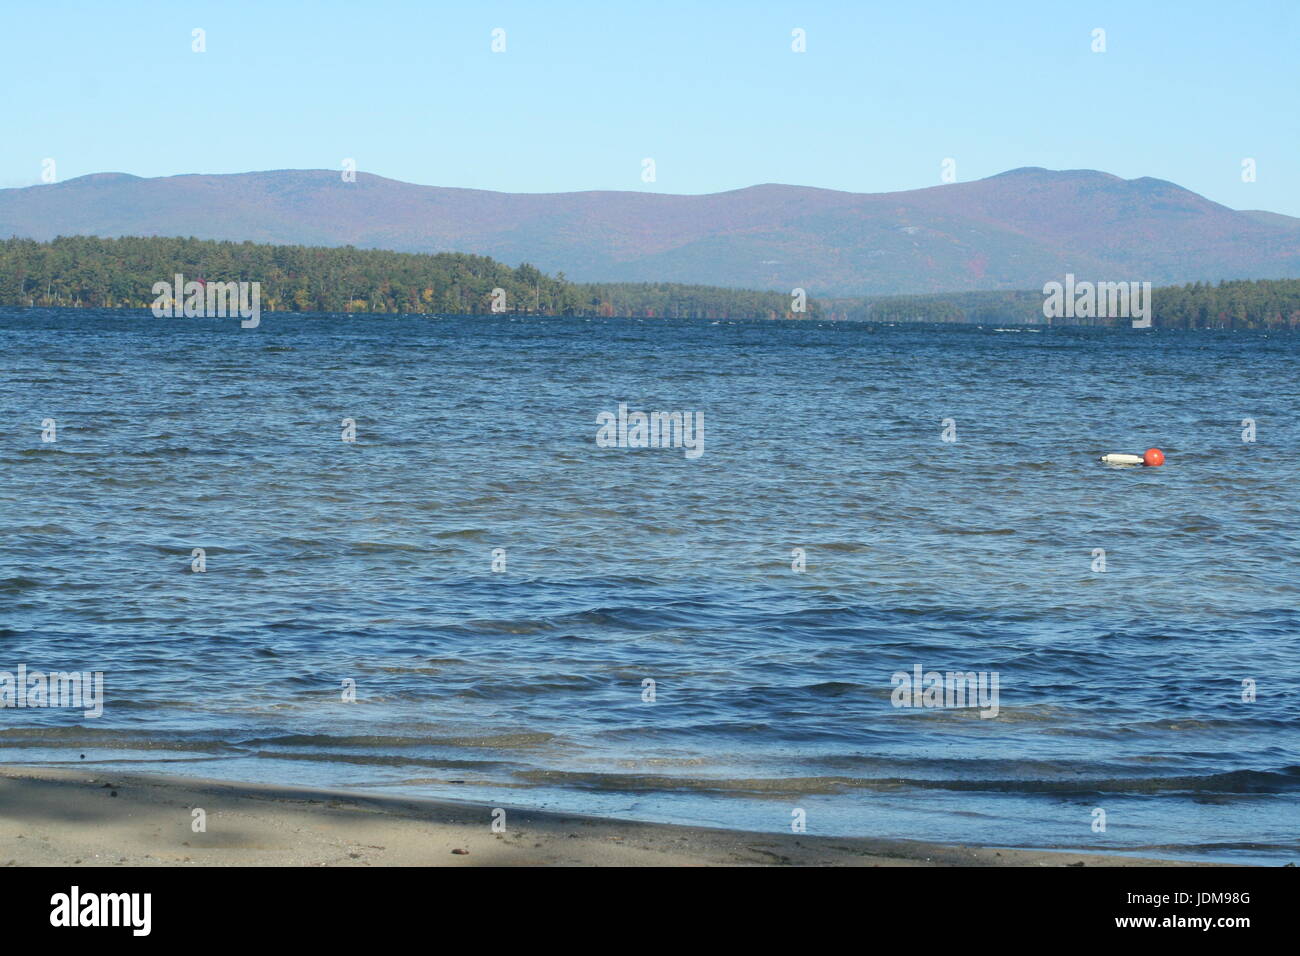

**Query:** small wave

left=241, top=732, right=556, bottom=749
left=515, top=765, right=1300, bottom=797
left=0, top=576, right=42, bottom=592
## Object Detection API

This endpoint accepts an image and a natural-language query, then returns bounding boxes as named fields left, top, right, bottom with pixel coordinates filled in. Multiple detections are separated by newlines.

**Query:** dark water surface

left=2, top=308, right=1297, bottom=863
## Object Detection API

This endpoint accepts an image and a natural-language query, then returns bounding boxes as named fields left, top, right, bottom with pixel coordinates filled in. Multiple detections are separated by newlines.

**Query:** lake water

left=2, top=308, right=1297, bottom=863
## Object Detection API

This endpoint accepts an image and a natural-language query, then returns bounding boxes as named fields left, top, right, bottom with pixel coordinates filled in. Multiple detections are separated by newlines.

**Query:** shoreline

left=0, top=765, right=1227, bottom=867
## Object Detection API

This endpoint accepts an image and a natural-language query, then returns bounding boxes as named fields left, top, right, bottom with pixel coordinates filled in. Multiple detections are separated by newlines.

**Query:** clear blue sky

left=4, top=0, right=1297, bottom=214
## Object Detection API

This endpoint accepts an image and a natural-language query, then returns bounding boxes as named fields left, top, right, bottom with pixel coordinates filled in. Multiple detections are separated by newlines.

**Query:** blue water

left=2, top=308, right=1298, bottom=864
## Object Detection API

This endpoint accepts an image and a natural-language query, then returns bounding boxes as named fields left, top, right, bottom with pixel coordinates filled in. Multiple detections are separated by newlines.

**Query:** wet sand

left=0, top=765, right=1222, bottom=867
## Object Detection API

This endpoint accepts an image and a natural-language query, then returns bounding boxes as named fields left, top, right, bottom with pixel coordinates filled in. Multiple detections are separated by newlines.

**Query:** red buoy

left=1143, top=448, right=1165, bottom=467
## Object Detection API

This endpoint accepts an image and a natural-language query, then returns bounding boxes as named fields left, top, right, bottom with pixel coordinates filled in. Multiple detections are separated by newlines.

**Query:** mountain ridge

left=2, top=167, right=1295, bottom=296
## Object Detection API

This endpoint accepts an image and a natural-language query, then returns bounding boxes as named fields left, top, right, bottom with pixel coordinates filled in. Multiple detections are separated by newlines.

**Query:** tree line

left=0, top=235, right=818, bottom=319
left=828, top=281, right=1300, bottom=328
left=4, top=236, right=1293, bottom=327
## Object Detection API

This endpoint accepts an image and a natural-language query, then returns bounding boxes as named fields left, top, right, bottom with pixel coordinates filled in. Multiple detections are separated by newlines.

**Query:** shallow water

left=2, top=308, right=1297, bottom=864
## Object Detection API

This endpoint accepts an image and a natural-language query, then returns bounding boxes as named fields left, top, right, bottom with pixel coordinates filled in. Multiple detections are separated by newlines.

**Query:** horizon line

left=0, top=163, right=1214, bottom=197
left=6, top=165, right=1293, bottom=219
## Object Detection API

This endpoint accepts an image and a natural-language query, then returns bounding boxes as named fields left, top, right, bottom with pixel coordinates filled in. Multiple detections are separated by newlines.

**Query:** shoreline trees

left=0, top=236, right=817, bottom=320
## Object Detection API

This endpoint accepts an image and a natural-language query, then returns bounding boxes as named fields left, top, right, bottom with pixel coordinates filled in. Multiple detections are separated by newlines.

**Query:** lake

left=2, top=308, right=1297, bottom=863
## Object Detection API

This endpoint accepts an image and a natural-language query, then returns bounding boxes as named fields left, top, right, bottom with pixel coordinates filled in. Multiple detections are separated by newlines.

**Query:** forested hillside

left=0, top=236, right=818, bottom=319
left=3, top=236, right=1296, bottom=328
left=831, top=281, right=1300, bottom=329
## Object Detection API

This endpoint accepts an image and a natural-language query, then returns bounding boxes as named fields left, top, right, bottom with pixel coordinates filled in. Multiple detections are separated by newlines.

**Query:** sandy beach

left=0, top=765, right=1221, bottom=867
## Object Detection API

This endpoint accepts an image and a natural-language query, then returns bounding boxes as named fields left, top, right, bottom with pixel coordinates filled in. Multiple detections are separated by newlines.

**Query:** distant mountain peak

left=983, top=166, right=1124, bottom=183
left=59, top=172, right=142, bottom=186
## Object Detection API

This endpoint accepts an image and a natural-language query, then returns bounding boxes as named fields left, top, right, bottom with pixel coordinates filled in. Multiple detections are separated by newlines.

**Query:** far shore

left=0, top=765, right=1225, bottom=867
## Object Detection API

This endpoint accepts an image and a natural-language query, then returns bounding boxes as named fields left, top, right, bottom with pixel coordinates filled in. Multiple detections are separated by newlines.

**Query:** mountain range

left=2, top=167, right=1297, bottom=296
